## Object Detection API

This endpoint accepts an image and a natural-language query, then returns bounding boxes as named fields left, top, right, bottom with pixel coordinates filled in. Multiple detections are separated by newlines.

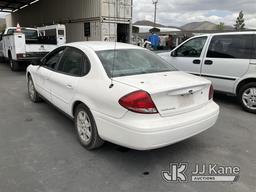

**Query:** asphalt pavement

left=0, top=62, right=255, bottom=192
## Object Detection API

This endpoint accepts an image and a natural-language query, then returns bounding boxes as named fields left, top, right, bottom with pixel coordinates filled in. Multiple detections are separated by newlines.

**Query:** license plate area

left=177, top=94, right=195, bottom=108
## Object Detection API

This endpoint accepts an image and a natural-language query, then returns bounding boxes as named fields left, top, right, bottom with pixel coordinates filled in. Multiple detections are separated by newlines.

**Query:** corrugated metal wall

left=101, top=0, right=132, bottom=19
left=66, top=21, right=102, bottom=42
left=6, top=0, right=132, bottom=43
left=8, top=0, right=102, bottom=27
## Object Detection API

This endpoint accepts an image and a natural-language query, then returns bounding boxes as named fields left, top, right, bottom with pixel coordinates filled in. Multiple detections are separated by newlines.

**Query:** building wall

left=7, top=0, right=101, bottom=27
left=65, top=21, right=102, bottom=42
left=6, top=0, right=132, bottom=43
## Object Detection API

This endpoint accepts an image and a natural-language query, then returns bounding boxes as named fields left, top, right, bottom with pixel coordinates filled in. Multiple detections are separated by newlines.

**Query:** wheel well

left=236, top=78, right=256, bottom=95
left=72, top=101, right=87, bottom=116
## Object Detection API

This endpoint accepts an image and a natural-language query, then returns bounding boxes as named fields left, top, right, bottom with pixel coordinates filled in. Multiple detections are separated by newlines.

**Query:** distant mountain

left=133, top=20, right=234, bottom=31
left=180, top=21, right=233, bottom=31
left=133, top=20, right=165, bottom=27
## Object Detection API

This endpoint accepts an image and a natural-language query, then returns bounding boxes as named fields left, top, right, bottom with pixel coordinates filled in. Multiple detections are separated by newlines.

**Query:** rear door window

left=207, top=34, right=253, bottom=59
left=44, top=48, right=65, bottom=70
left=57, top=47, right=88, bottom=76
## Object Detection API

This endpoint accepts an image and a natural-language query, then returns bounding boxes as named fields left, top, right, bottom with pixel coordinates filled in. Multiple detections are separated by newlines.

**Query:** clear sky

left=133, top=0, right=256, bottom=28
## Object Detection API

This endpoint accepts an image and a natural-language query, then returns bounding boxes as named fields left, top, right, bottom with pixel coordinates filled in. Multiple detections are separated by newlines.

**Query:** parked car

left=159, top=32, right=256, bottom=113
left=26, top=42, right=219, bottom=150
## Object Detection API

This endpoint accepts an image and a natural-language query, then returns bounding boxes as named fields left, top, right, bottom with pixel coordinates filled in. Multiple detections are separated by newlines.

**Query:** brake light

left=209, top=84, right=214, bottom=100
left=16, top=53, right=26, bottom=59
left=119, top=91, right=158, bottom=114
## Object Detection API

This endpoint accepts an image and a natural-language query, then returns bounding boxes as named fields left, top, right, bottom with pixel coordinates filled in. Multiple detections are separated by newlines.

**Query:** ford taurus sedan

left=26, top=42, right=219, bottom=150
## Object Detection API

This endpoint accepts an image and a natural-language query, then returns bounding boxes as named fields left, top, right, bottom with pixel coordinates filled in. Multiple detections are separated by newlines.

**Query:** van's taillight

left=119, top=91, right=158, bottom=114
left=209, top=85, right=214, bottom=100
left=16, top=53, right=26, bottom=59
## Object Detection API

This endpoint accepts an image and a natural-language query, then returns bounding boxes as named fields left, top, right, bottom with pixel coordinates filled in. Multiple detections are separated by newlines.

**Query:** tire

left=238, top=82, right=256, bottom=114
left=28, top=76, right=41, bottom=103
left=74, top=104, right=104, bottom=150
left=8, top=53, right=19, bottom=71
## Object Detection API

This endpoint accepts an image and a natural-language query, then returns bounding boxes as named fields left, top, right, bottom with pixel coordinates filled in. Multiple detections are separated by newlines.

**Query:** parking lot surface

left=0, top=62, right=255, bottom=192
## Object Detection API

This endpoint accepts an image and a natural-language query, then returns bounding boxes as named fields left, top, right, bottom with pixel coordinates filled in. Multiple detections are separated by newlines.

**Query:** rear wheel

left=238, top=82, right=256, bottom=114
left=28, top=76, right=41, bottom=103
left=8, top=53, right=19, bottom=71
left=74, top=104, right=104, bottom=150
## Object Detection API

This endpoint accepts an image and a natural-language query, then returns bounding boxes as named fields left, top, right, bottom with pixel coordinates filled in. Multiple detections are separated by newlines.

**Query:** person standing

left=148, top=32, right=160, bottom=50
left=167, top=34, right=173, bottom=50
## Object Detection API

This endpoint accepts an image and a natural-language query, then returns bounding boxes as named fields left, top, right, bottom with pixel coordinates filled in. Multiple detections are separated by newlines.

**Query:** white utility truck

left=0, top=24, right=66, bottom=71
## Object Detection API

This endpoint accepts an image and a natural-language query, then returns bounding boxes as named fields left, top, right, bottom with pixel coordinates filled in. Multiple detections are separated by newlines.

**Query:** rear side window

left=58, top=30, right=64, bottom=36
left=207, top=35, right=253, bottom=59
left=57, top=48, right=88, bottom=76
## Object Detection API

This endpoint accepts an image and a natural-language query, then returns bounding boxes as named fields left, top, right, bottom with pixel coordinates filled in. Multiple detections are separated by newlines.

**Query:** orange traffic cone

left=16, top=23, right=21, bottom=32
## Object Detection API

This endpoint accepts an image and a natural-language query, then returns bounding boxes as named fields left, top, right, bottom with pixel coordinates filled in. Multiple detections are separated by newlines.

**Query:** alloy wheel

left=77, top=110, right=92, bottom=143
left=242, top=87, right=256, bottom=110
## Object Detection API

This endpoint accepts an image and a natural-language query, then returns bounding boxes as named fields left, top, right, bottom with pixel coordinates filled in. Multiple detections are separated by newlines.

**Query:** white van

left=159, top=32, right=256, bottom=113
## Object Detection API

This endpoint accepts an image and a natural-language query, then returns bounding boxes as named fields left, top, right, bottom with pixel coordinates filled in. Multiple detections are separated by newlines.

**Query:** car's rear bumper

left=93, top=101, right=219, bottom=150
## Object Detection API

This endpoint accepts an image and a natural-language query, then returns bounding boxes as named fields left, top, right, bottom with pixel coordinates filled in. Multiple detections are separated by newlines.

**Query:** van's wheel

left=28, top=76, right=41, bottom=103
left=238, top=82, right=256, bottom=114
left=74, top=104, right=104, bottom=150
left=8, top=53, right=19, bottom=71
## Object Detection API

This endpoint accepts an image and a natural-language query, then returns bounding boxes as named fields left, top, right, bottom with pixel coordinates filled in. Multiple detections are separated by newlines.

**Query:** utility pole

left=152, top=0, right=158, bottom=28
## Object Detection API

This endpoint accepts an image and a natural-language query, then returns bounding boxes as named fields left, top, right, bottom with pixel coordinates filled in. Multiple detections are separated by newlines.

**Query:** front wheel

left=238, top=82, right=256, bottom=114
left=74, top=104, right=104, bottom=150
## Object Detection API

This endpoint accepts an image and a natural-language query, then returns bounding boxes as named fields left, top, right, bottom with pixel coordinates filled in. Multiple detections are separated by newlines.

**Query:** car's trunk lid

left=114, top=71, right=211, bottom=117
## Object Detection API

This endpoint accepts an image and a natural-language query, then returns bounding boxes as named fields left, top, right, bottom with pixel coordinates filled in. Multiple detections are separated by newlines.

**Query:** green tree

left=234, top=11, right=245, bottom=30
left=217, top=22, right=225, bottom=31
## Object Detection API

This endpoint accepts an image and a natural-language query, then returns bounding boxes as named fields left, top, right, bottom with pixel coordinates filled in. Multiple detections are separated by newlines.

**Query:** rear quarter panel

left=234, top=65, right=256, bottom=94
left=73, top=79, right=137, bottom=119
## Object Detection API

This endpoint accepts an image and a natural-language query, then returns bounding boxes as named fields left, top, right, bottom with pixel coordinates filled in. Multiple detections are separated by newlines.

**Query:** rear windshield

left=96, top=49, right=176, bottom=77
left=7, top=28, right=38, bottom=40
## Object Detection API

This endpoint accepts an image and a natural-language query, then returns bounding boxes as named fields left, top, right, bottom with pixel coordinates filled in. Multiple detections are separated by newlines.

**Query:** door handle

left=204, top=60, right=213, bottom=65
left=66, top=84, right=73, bottom=89
left=193, top=59, right=201, bottom=64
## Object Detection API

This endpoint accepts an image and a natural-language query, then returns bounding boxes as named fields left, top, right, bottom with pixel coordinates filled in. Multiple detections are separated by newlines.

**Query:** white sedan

left=26, top=42, right=219, bottom=150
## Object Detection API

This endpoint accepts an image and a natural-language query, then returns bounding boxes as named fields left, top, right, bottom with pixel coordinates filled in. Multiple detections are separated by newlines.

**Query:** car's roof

left=65, top=41, right=145, bottom=51
left=193, top=31, right=256, bottom=38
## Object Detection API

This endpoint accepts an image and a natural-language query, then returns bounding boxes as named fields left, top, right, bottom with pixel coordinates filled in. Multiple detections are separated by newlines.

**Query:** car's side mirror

left=31, top=59, right=43, bottom=66
left=170, top=51, right=177, bottom=57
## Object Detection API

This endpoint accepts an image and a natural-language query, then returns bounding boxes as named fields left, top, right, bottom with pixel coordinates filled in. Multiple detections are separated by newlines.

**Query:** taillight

left=119, top=90, right=158, bottom=114
left=16, top=53, right=26, bottom=59
left=209, top=84, right=214, bottom=100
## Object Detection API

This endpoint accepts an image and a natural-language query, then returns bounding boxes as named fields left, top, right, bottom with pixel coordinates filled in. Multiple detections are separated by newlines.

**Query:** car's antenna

left=109, top=31, right=117, bottom=89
